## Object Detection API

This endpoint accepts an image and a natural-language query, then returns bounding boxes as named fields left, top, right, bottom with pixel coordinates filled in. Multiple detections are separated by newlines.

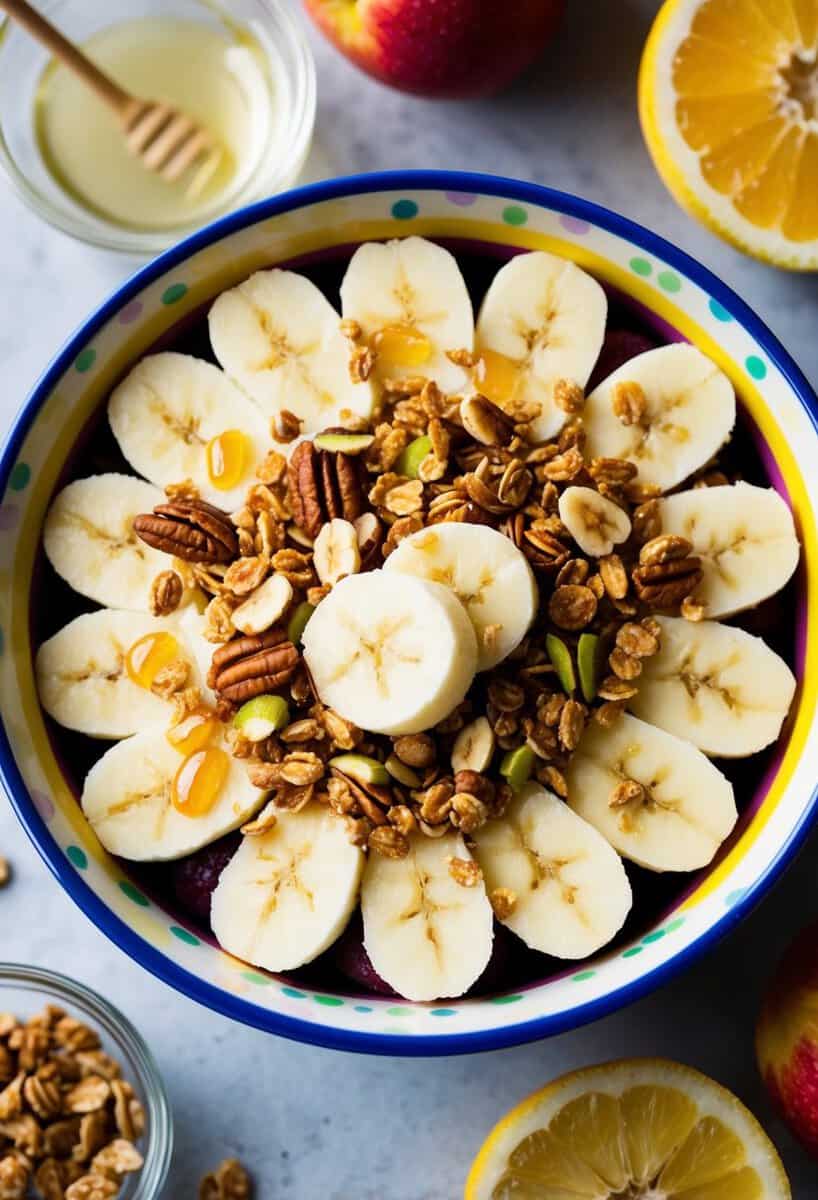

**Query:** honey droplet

left=125, top=632, right=181, bottom=690
left=474, top=348, right=520, bottom=406
left=166, top=709, right=220, bottom=756
left=206, top=429, right=249, bottom=491
left=373, top=323, right=433, bottom=369
left=172, top=747, right=229, bottom=818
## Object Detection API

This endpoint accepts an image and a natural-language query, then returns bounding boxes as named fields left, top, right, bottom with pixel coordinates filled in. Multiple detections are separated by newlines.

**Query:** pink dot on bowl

left=0, top=505, right=19, bottom=531
left=118, top=300, right=144, bottom=325
left=446, top=192, right=477, bottom=207
left=560, top=215, right=591, bottom=235
left=31, top=789, right=55, bottom=823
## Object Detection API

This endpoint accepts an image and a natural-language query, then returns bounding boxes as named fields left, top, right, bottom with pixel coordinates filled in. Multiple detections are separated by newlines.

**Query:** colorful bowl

left=1, top=171, right=816, bottom=1055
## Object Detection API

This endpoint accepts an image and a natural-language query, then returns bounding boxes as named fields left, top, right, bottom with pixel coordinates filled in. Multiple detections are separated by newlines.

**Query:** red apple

left=756, top=920, right=818, bottom=1159
left=303, top=0, right=565, bottom=99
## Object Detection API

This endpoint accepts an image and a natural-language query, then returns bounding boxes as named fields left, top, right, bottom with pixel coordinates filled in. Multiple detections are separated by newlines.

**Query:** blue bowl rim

left=1, top=169, right=817, bottom=1057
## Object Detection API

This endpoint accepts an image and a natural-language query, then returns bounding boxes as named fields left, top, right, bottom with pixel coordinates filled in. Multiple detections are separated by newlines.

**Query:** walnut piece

left=149, top=569, right=183, bottom=616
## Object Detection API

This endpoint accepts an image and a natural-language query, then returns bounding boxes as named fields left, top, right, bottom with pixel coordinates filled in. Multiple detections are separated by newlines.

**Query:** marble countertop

left=1, top=1, right=817, bottom=1194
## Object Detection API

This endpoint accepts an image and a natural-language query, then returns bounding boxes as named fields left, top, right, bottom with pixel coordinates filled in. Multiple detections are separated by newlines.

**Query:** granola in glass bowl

left=34, top=238, right=800, bottom=1003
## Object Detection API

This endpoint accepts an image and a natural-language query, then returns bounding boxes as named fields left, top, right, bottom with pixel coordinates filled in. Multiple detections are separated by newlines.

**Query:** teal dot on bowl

left=430, top=1008, right=457, bottom=1017
left=170, top=925, right=200, bottom=946
left=74, top=348, right=96, bottom=373
left=354, top=1005, right=373, bottom=1014
left=9, top=463, right=30, bottom=491
left=119, top=880, right=149, bottom=907
left=386, top=1006, right=412, bottom=1017
left=641, top=929, right=666, bottom=945
left=725, top=888, right=748, bottom=908
left=314, top=995, right=344, bottom=1007
left=490, top=994, right=522, bottom=1005
left=281, top=986, right=306, bottom=1000
left=66, top=845, right=87, bottom=870
left=709, top=298, right=732, bottom=322
left=161, top=283, right=188, bottom=305
left=746, top=355, right=767, bottom=380
left=572, top=970, right=595, bottom=982
left=629, top=257, right=652, bottom=277
left=657, top=270, right=681, bottom=293
left=242, top=971, right=272, bottom=986
left=502, top=205, right=527, bottom=226
left=664, top=917, right=685, bottom=934
left=391, top=199, right=418, bottom=220
left=622, top=946, right=643, bottom=958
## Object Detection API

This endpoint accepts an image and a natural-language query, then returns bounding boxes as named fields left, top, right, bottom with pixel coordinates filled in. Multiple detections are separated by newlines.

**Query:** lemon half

left=640, top=0, right=818, bottom=269
left=465, top=1058, right=790, bottom=1199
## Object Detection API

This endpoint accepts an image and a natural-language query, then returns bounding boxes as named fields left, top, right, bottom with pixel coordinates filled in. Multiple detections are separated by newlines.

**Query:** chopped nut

left=447, top=856, right=482, bottom=887
left=0, top=859, right=8, bottom=889
left=0, top=1074, right=23, bottom=1120
left=65, top=1177, right=118, bottom=1200
left=368, top=826, right=410, bottom=859
left=616, top=621, right=660, bottom=659
left=451, top=792, right=489, bottom=834
left=63, top=1077, right=110, bottom=1115
left=489, top=887, right=517, bottom=919
left=23, top=1073, right=61, bottom=1119
left=349, top=343, right=375, bottom=383
left=200, top=1158, right=253, bottom=1200
left=554, top=378, right=585, bottom=414
left=240, top=800, right=278, bottom=836
left=632, top=497, right=662, bottom=543
left=639, top=533, right=693, bottom=566
left=53, top=1019, right=99, bottom=1054
left=599, top=553, right=628, bottom=600
left=543, top=447, right=584, bottom=482
left=558, top=699, right=586, bottom=751
left=609, top=647, right=642, bottom=681
left=418, top=781, right=454, bottom=825
left=588, top=457, right=638, bottom=487
left=609, top=779, right=646, bottom=808
left=34, top=1158, right=64, bottom=1200
left=224, top=555, right=269, bottom=596
left=203, top=596, right=236, bottom=644
left=548, top=584, right=597, bottom=631
left=72, top=1111, right=108, bottom=1164
left=681, top=595, right=705, bottom=621
left=597, top=675, right=639, bottom=702
left=612, top=380, right=646, bottom=425
left=0, top=1155, right=29, bottom=1200
left=540, top=764, right=568, bottom=797
left=149, top=569, right=183, bottom=616
left=387, top=805, right=417, bottom=837
left=274, top=410, right=302, bottom=444
left=393, top=734, right=436, bottom=768
left=90, top=1138, right=143, bottom=1178
left=44, top=1118, right=81, bottom=1159
left=150, top=657, right=189, bottom=698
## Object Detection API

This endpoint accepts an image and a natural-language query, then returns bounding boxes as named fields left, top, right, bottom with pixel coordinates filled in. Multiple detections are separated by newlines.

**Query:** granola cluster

left=0, top=1005, right=144, bottom=1200
left=134, top=344, right=733, bottom=862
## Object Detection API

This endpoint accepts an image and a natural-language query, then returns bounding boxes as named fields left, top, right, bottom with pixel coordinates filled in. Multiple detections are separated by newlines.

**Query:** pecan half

left=134, top=499, right=238, bottom=563
left=209, top=629, right=300, bottom=703
left=632, top=557, right=703, bottom=607
left=288, top=440, right=365, bottom=538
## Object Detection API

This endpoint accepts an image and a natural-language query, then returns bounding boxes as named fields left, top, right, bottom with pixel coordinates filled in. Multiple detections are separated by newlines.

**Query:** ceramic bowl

left=1, top=171, right=816, bottom=1055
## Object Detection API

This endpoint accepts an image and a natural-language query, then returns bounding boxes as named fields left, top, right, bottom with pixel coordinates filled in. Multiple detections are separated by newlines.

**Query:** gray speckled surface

left=1, top=1, right=817, bottom=1195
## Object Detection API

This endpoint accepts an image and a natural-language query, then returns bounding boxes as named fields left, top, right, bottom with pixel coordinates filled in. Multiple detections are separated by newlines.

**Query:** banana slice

left=82, top=729, right=267, bottom=861
left=383, top=523, right=538, bottom=670
left=658, top=483, right=799, bottom=617
left=361, top=832, right=493, bottom=1002
left=301, top=570, right=478, bottom=735
left=474, top=250, right=607, bottom=441
left=35, top=609, right=206, bottom=739
left=108, top=352, right=271, bottom=510
left=566, top=713, right=737, bottom=872
left=583, top=344, right=736, bottom=492
left=209, top=269, right=374, bottom=436
left=473, top=785, right=632, bottom=958
left=558, top=486, right=632, bottom=558
left=629, top=616, right=796, bottom=757
left=43, top=474, right=169, bottom=611
left=340, top=236, right=474, bottom=392
left=211, top=807, right=364, bottom=972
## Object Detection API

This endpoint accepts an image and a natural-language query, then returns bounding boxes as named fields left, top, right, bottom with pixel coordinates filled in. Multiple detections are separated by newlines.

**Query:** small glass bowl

left=0, top=964, right=172, bottom=1198
left=0, top=0, right=316, bottom=253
